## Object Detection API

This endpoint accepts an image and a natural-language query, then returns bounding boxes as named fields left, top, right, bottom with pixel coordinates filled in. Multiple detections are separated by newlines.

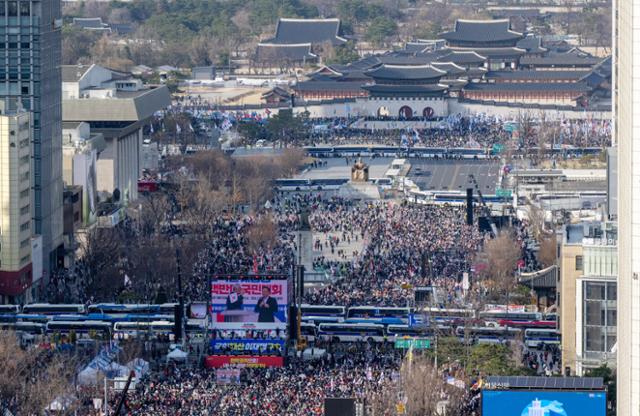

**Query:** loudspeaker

left=289, top=305, right=297, bottom=340
left=466, top=188, right=473, bottom=226
left=325, top=398, right=356, bottom=416
left=297, top=265, right=305, bottom=300
left=174, top=304, right=183, bottom=341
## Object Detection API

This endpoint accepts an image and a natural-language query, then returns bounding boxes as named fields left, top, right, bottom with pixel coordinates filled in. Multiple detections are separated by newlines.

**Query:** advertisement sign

left=482, top=390, right=606, bottom=416
left=204, top=355, right=284, bottom=368
left=189, top=302, right=208, bottom=319
left=210, top=279, right=289, bottom=324
left=210, top=339, right=285, bottom=353
left=216, top=368, right=241, bottom=384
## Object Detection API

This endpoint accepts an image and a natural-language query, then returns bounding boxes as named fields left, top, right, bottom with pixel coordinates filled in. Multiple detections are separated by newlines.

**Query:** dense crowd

left=303, top=198, right=487, bottom=306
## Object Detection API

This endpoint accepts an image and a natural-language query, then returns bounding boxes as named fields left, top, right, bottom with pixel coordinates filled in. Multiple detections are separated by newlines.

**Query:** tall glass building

left=0, top=0, right=63, bottom=289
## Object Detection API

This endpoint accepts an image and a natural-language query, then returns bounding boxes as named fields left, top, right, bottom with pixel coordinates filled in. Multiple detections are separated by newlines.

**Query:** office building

left=559, top=222, right=617, bottom=376
left=62, top=64, right=170, bottom=204
left=0, top=0, right=64, bottom=280
left=0, top=111, right=33, bottom=302
left=616, top=0, right=640, bottom=414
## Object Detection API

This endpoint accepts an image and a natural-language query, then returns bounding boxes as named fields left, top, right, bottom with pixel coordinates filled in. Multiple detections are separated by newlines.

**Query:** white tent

left=126, top=358, right=150, bottom=377
left=104, top=362, right=129, bottom=378
left=77, top=366, right=101, bottom=386
left=166, top=348, right=188, bottom=361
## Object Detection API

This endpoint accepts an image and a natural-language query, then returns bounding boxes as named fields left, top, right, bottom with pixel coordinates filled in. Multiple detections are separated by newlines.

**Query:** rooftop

left=272, top=18, right=346, bottom=45
left=255, top=43, right=317, bottom=62
left=365, top=64, right=446, bottom=81
left=440, top=19, right=523, bottom=43
left=520, top=50, right=601, bottom=66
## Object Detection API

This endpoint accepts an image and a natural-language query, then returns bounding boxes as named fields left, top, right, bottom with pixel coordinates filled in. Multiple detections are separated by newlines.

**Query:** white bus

left=300, top=322, right=317, bottom=343
left=23, top=304, right=86, bottom=315
left=113, top=321, right=174, bottom=340
left=455, top=326, right=522, bottom=345
left=524, top=329, right=560, bottom=349
left=423, top=307, right=476, bottom=325
left=318, top=323, right=386, bottom=343
left=300, top=305, right=346, bottom=324
left=0, top=305, right=20, bottom=314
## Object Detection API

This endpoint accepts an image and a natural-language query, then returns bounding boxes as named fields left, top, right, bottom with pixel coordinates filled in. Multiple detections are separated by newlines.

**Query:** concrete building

left=62, top=64, right=171, bottom=203
left=0, top=112, right=33, bottom=302
left=0, top=0, right=64, bottom=281
left=560, top=221, right=618, bottom=376
left=616, top=0, right=640, bottom=414
left=62, top=122, right=104, bottom=227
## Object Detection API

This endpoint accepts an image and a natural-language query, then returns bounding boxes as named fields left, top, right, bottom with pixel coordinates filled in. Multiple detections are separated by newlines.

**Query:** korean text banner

left=211, top=280, right=288, bottom=324
left=210, top=339, right=285, bottom=353
left=482, top=390, right=606, bottom=416
left=205, top=355, right=284, bottom=368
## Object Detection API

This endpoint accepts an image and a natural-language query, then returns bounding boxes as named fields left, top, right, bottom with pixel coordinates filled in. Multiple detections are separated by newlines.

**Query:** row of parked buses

left=0, top=303, right=207, bottom=341
left=298, top=305, right=559, bottom=348
left=299, top=305, right=556, bottom=328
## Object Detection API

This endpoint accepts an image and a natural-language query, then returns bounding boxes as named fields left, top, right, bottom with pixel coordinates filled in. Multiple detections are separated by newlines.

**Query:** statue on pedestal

left=351, top=158, right=369, bottom=182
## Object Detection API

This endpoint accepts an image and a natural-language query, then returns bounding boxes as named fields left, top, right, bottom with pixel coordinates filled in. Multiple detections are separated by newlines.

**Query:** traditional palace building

left=262, top=18, right=611, bottom=114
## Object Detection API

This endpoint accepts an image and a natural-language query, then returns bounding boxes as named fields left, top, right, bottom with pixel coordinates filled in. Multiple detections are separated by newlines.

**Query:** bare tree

left=246, top=214, right=278, bottom=254
left=370, top=355, right=466, bottom=416
left=0, top=332, right=77, bottom=415
left=538, top=235, right=558, bottom=268
left=479, top=229, right=521, bottom=300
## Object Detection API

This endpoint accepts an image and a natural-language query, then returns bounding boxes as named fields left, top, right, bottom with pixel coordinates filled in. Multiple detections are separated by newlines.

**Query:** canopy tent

left=166, top=348, right=188, bottom=361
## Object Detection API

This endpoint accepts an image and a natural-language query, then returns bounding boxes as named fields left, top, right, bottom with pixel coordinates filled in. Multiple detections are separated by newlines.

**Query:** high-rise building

left=0, top=0, right=64, bottom=286
left=616, top=0, right=640, bottom=414
left=0, top=111, right=33, bottom=302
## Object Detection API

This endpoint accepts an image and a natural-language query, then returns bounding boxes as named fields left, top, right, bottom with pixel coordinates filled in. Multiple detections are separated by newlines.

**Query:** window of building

left=20, top=1, right=29, bottom=16
left=575, top=255, right=583, bottom=271
left=19, top=188, right=29, bottom=198
left=20, top=204, right=29, bottom=215
left=19, top=254, right=30, bottom=265
left=8, top=2, right=17, bottom=17
left=19, top=221, right=29, bottom=232
left=19, top=238, right=29, bottom=248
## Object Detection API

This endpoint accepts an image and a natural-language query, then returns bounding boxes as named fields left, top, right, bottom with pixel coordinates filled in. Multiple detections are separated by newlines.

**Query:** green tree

left=586, top=365, right=616, bottom=416
left=265, top=110, right=308, bottom=146
left=468, top=344, right=533, bottom=376
left=365, top=16, right=398, bottom=45
left=327, top=42, right=360, bottom=65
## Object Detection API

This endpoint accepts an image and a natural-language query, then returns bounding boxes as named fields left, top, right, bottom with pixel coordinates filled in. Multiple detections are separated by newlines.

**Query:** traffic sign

left=394, top=338, right=431, bottom=349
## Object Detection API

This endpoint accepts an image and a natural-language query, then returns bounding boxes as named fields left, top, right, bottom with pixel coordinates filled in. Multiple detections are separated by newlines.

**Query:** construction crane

left=468, top=174, right=498, bottom=236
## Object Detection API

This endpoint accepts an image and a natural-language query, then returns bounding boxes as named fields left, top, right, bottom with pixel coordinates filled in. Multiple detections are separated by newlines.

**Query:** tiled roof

left=293, top=80, right=364, bottom=92
left=440, top=19, right=523, bottom=43
left=365, top=64, right=446, bottom=80
left=464, top=82, right=591, bottom=92
left=431, top=62, right=466, bottom=76
left=272, top=18, right=346, bottom=45
left=61, top=65, right=91, bottom=82
left=436, top=50, right=487, bottom=65
left=405, top=42, right=430, bottom=53
left=73, top=17, right=108, bottom=30
left=362, top=84, right=448, bottom=94
left=485, top=70, right=589, bottom=80
left=516, top=35, right=547, bottom=54
left=255, top=43, right=316, bottom=62
left=520, top=50, right=600, bottom=66
left=454, top=47, right=526, bottom=58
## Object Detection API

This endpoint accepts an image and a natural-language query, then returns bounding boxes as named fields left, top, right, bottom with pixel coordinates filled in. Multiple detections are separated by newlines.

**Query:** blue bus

left=46, top=321, right=112, bottom=336
left=318, top=323, right=386, bottom=343
left=346, top=306, right=411, bottom=325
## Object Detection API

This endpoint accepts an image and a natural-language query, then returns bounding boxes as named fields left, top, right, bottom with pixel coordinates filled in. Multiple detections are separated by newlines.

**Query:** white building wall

left=616, top=0, right=640, bottom=414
